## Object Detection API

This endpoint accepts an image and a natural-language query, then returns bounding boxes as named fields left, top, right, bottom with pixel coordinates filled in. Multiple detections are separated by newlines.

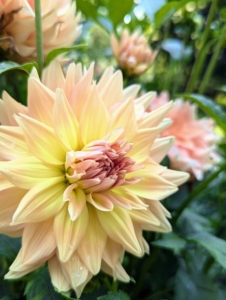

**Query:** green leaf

left=97, top=290, right=131, bottom=300
left=187, top=232, right=226, bottom=269
left=76, top=0, right=97, bottom=19
left=0, top=62, right=38, bottom=75
left=175, top=264, right=226, bottom=300
left=178, top=93, right=226, bottom=132
left=25, top=267, right=63, bottom=300
left=152, top=232, right=186, bottom=254
left=108, top=0, right=134, bottom=28
left=154, top=0, right=200, bottom=28
left=45, top=45, right=87, bottom=67
left=0, top=235, right=21, bottom=261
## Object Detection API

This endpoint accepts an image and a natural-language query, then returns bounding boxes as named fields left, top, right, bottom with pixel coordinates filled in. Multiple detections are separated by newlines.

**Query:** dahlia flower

left=151, top=92, right=219, bottom=180
left=111, top=29, right=158, bottom=77
left=0, top=62, right=188, bottom=297
left=0, top=0, right=81, bottom=60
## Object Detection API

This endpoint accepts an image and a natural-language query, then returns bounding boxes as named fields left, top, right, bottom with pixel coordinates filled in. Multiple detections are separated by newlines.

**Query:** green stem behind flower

left=172, top=162, right=226, bottom=226
left=34, top=0, right=44, bottom=77
left=185, top=0, right=218, bottom=93
left=198, top=23, right=226, bottom=94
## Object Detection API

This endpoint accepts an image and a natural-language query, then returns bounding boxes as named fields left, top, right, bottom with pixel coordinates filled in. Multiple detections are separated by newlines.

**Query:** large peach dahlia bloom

left=0, top=0, right=81, bottom=59
left=0, top=62, right=188, bottom=297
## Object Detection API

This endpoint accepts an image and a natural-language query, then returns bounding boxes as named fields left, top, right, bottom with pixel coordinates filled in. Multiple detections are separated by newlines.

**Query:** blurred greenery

left=1, top=0, right=226, bottom=299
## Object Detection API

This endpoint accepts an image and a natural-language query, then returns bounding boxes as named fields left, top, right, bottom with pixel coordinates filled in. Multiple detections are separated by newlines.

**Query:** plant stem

left=132, top=248, right=159, bottom=300
left=198, top=23, right=226, bottom=94
left=172, top=162, right=226, bottom=226
left=185, top=0, right=218, bottom=93
left=34, top=0, right=44, bottom=77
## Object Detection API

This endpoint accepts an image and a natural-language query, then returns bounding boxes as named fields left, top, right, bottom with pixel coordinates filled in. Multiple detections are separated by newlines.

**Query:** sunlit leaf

left=178, top=94, right=226, bottom=132
left=108, top=0, right=134, bottom=28
left=76, top=0, right=97, bottom=19
left=45, top=45, right=87, bottom=67
left=0, top=62, right=38, bottom=75
left=154, top=0, right=201, bottom=28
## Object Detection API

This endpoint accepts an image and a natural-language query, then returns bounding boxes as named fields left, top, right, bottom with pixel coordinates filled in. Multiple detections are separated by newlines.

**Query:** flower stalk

left=34, top=0, right=44, bottom=77
left=185, top=0, right=218, bottom=93
left=198, top=22, right=226, bottom=94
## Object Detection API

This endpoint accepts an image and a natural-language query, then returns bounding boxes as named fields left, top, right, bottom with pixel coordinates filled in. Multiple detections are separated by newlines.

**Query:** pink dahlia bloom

left=0, top=0, right=81, bottom=60
left=111, top=29, right=158, bottom=77
left=151, top=92, right=219, bottom=180
left=0, top=62, right=188, bottom=297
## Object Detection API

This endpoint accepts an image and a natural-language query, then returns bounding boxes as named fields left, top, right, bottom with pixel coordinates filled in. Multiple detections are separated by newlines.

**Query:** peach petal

left=21, top=219, right=56, bottom=265
left=48, top=255, right=71, bottom=292
left=97, top=206, right=142, bottom=256
left=54, top=205, right=89, bottom=262
left=12, top=177, right=66, bottom=224
left=77, top=206, right=107, bottom=274
left=15, top=114, right=65, bottom=165
left=53, top=89, right=81, bottom=151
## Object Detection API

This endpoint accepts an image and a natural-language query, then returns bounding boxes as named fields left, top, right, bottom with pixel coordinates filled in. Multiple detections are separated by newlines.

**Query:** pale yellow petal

left=126, top=174, right=178, bottom=200
left=107, top=97, right=137, bottom=141
left=15, top=114, right=65, bottom=165
left=98, top=71, right=123, bottom=109
left=80, top=85, right=110, bottom=145
left=138, top=101, right=173, bottom=129
left=0, top=174, right=26, bottom=235
left=0, top=156, right=63, bottom=189
left=53, top=89, right=81, bottom=150
left=129, top=128, right=161, bottom=163
left=77, top=206, right=107, bottom=274
left=69, top=63, right=94, bottom=120
left=150, top=137, right=175, bottom=163
left=123, top=84, right=140, bottom=100
left=42, top=60, right=65, bottom=91
left=28, top=77, right=55, bottom=126
left=161, top=169, right=189, bottom=185
left=54, top=205, right=89, bottom=262
left=61, top=252, right=89, bottom=294
left=21, top=219, right=56, bottom=265
left=1, top=91, right=27, bottom=126
left=134, top=91, right=156, bottom=111
left=86, top=193, right=114, bottom=211
left=48, top=255, right=71, bottom=292
left=12, top=177, right=66, bottom=224
left=5, top=249, right=51, bottom=279
left=97, top=66, right=114, bottom=92
left=0, top=126, right=29, bottom=160
left=66, top=188, right=86, bottom=221
left=97, top=206, right=142, bottom=256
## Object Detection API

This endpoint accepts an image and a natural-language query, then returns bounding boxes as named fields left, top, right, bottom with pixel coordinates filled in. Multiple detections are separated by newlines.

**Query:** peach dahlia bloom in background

left=150, top=92, right=219, bottom=181
left=0, top=0, right=81, bottom=60
left=0, top=62, right=188, bottom=297
left=111, top=29, right=158, bottom=77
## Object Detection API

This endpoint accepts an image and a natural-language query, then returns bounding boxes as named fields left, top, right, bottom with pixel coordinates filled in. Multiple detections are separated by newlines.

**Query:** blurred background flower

left=0, top=0, right=81, bottom=62
left=111, top=29, right=158, bottom=77
left=151, top=92, right=220, bottom=180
